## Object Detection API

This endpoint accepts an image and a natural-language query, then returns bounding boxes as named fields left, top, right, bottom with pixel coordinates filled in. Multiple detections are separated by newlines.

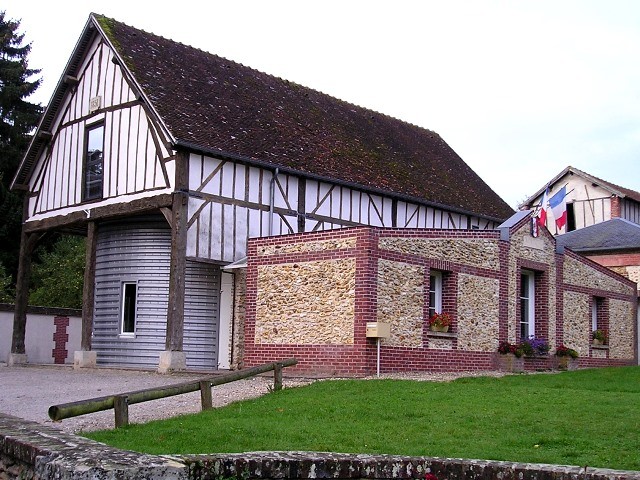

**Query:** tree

left=0, top=12, right=42, bottom=284
left=0, top=262, right=14, bottom=302
left=29, top=235, right=85, bottom=309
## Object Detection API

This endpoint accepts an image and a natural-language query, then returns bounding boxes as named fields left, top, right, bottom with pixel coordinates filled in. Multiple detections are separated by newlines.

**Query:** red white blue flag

left=549, top=186, right=568, bottom=229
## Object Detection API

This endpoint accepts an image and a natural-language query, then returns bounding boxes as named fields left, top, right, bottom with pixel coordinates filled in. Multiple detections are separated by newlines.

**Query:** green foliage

left=86, top=367, right=640, bottom=471
left=0, top=262, right=14, bottom=302
left=0, top=11, right=42, bottom=287
left=29, top=236, right=84, bottom=309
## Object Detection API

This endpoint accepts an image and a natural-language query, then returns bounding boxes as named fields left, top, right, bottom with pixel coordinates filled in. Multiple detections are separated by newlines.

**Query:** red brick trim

left=611, top=196, right=621, bottom=218
left=52, top=316, right=70, bottom=364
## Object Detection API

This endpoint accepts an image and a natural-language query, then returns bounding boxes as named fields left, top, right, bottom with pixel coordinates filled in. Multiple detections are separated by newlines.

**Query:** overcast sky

left=4, top=0, right=640, bottom=208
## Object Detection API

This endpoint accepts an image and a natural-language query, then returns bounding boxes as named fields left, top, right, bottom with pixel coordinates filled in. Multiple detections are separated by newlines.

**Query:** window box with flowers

left=495, top=341, right=525, bottom=372
left=555, top=344, right=579, bottom=371
left=592, top=329, right=607, bottom=346
left=496, top=337, right=550, bottom=372
left=428, top=312, right=452, bottom=333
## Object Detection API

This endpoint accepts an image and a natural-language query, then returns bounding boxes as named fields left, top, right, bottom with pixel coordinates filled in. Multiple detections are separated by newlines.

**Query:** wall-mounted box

left=366, top=322, right=390, bottom=338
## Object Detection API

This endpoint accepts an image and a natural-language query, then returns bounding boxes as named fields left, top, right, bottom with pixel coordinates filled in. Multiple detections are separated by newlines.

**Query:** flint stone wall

left=377, top=259, right=424, bottom=348
left=564, top=256, right=633, bottom=296
left=255, top=258, right=356, bottom=345
left=3, top=414, right=640, bottom=480
left=562, top=291, right=591, bottom=356
left=609, top=299, right=636, bottom=359
left=231, top=270, right=246, bottom=369
left=257, top=237, right=356, bottom=256
left=379, top=237, right=500, bottom=270
left=627, top=266, right=640, bottom=291
left=456, top=273, right=500, bottom=352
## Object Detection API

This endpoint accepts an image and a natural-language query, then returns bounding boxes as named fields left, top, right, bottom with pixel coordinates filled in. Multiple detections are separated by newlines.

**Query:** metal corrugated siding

left=93, top=216, right=171, bottom=369
left=184, top=261, right=220, bottom=370
left=92, top=215, right=221, bottom=370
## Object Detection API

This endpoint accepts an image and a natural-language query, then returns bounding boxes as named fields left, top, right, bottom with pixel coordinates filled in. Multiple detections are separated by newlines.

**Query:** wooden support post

left=165, top=150, right=189, bottom=353
left=114, top=395, right=129, bottom=428
left=11, top=228, right=39, bottom=357
left=81, top=221, right=97, bottom=351
left=274, top=362, right=283, bottom=391
left=199, top=380, right=212, bottom=410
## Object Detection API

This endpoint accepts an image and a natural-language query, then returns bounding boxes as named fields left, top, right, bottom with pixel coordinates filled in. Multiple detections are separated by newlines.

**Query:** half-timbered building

left=9, top=14, right=513, bottom=372
left=521, top=166, right=640, bottom=234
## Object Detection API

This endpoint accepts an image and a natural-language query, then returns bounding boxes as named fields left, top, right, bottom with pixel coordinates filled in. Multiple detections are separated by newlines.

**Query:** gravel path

left=0, top=364, right=505, bottom=434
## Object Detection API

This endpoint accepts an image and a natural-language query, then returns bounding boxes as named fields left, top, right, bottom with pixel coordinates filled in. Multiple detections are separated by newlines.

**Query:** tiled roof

left=556, top=218, right=640, bottom=252
left=97, top=15, right=513, bottom=220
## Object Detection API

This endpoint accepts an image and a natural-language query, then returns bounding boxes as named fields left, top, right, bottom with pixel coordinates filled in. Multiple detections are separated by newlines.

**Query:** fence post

left=274, top=362, right=283, bottom=391
left=114, top=395, right=129, bottom=428
left=200, top=380, right=213, bottom=410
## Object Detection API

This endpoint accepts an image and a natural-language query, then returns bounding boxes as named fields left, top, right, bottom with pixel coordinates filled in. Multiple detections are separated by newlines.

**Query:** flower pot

left=555, top=356, right=578, bottom=371
left=496, top=353, right=524, bottom=373
left=592, top=338, right=603, bottom=346
left=430, top=325, right=449, bottom=333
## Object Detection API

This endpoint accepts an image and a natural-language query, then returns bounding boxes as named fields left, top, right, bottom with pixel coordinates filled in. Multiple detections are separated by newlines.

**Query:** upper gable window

left=83, top=123, right=104, bottom=201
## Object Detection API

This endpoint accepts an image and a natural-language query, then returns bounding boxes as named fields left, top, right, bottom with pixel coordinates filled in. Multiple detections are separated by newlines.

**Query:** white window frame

left=83, top=122, right=105, bottom=202
left=520, top=270, right=535, bottom=339
left=120, top=281, right=138, bottom=336
left=591, top=298, right=598, bottom=332
left=429, top=271, right=443, bottom=318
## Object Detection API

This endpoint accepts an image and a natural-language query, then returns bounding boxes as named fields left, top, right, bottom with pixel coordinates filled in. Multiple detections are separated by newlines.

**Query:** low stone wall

left=2, top=413, right=640, bottom=479
left=0, top=413, right=185, bottom=479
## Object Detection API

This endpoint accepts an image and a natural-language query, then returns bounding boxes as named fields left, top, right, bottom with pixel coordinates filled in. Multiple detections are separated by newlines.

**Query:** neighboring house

left=244, top=211, right=637, bottom=375
left=521, top=166, right=640, bottom=234
left=556, top=218, right=640, bottom=296
left=8, top=14, right=513, bottom=372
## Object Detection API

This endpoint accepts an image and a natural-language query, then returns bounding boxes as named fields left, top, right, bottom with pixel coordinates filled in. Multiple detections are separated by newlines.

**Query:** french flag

left=549, top=186, right=568, bottom=230
left=537, top=188, right=549, bottom=228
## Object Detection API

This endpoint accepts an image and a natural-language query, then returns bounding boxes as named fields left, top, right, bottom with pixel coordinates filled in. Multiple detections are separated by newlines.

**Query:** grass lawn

left=85, top=367, right=640, bottom=471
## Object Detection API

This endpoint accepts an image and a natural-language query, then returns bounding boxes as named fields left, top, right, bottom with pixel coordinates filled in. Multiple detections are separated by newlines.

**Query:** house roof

left=521, top=166, right=640, bottom=208
left=555, top=218, right=640, bottom=253
left=13, top=14, right=514, bottom=221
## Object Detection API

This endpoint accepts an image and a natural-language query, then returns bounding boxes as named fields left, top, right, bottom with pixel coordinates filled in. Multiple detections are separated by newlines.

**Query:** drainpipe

left=269, top=168, right=279, bottom=236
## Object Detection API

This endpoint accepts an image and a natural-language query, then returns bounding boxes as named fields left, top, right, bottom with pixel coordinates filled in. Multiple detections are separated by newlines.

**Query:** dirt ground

left=0, top=363, right=307, bottom=433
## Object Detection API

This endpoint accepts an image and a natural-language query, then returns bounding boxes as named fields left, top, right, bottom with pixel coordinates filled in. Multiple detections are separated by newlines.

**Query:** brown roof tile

left=99, top=15, right=514, bottom=220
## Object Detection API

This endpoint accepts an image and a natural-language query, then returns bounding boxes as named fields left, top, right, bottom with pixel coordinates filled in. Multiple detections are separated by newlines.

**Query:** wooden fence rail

left=48, top=358, right=297, bottom=428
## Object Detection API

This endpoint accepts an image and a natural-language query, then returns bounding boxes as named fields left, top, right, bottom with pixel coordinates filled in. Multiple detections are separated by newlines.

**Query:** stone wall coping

left=425, top=331, right=457, bottom=339
left=0, top=302, right=82, bottom=317
left=3, top=413, right=640, bottom=479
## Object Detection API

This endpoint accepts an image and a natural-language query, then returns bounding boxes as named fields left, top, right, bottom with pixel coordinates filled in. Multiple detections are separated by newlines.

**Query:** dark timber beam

left=22, top=193, right=173, bottom=233
left=163, top=150, right=189, bottom=372
left=10, top=228, right=40, bottom=364
left=81, top=221, right=97, bottom=351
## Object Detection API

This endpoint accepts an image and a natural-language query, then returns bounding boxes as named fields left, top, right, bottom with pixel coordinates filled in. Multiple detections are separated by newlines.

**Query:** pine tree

left=0, top=11, right=42, bottom=291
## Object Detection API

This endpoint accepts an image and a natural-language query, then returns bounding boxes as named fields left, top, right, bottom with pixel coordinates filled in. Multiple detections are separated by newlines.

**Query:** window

left=567, top=203, right=576, bottom=231
left=83, top=123, right=104, bottom=201
left=121, top=282, right=138, bottom=335
left=428, top=271, right=443, bottom=318
left=520, top=271, right=535, bottom=338
left=592, top=296, right=606, bottom=333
